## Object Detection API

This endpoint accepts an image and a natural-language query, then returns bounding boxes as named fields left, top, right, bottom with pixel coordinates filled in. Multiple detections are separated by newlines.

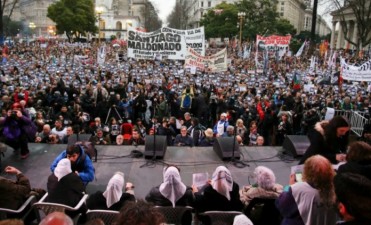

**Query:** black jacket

left=145, top=186, right=194, bottom=207
left=47, top=173, right=84, bottom=207
left=87, top=191, right=135, bottom=211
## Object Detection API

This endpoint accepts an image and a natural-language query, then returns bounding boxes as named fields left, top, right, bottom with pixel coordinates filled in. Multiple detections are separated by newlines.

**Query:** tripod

left=104, top=106, right=124, bottom=125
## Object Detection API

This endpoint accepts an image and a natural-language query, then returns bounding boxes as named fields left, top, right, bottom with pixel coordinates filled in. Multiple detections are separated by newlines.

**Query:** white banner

left=341, top=58, right=371, bottom=81
left=97, top=45, right=106, bottom=66
left=127, top=27, right=187, bottom=60
left=185, top=48, right=227, bottom=72
left=172, top=27, right=205, bottom=56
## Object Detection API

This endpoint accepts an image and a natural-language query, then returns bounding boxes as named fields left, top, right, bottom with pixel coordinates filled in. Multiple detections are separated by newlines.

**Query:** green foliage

left=273, top=19, right=296, bottom=36
left=237, top=0, right=279, bottom=40
left=47, top=0, right=97, bottom=42
left=110, top=35, right=116, bottom=41
left=2, top=16, right=23, bottom=37
left=200, top=2, right=238, bottom=39
left=289, top=38, right=302, bottom=53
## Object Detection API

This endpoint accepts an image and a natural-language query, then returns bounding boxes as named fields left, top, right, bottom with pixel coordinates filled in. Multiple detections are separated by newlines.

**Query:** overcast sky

left=149, top=0, right=176, bottom=25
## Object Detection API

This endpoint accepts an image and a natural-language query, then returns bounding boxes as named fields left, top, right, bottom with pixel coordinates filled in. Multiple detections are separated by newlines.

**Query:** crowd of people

left=1, top=40, right=371, bottom=159
left=0, top=39, right=371, bottom=224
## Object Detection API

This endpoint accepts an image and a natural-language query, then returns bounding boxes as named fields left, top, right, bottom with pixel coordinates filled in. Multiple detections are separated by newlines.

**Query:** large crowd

left=0, top=40, right=371, bottom=225
left=1, top=40, right=371, bottom=153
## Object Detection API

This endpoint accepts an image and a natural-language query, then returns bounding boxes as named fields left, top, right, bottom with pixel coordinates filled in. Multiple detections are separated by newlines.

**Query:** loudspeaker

left=67, top=134, right=92, bottom=146
left=213, top=137, right=240, bottom=160
left=144, top=135, right=167, bottom=159
left=282, top=135, right=310, bottom=157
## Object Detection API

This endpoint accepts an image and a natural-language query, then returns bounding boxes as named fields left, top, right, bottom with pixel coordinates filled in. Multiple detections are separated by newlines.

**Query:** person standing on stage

left=299, top=116, right=349, bottom=164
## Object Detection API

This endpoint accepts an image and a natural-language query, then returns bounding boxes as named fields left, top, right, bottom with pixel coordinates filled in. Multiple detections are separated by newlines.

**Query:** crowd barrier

left=319, top=110, right=369, bottom=137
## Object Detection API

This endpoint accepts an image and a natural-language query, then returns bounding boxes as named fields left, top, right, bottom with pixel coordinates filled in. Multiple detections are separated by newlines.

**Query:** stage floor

left=0, top=143, right=299, bottom=199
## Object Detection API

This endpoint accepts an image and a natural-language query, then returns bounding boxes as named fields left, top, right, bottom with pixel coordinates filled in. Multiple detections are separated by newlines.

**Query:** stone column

left=330, top=21, right=337, bottom=49
left=337, top=22, right=343, bottom=49
left=344, top=20, right=352, bottom=49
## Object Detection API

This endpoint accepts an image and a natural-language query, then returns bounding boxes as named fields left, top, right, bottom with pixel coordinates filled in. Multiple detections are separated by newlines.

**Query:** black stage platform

left=0, top=144, right=299, bottom=199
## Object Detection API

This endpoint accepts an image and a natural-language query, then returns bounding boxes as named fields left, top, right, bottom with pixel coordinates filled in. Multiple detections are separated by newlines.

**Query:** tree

left=140, top=1, right=162, bottom=31
left=273, top=19, right=297, bottom=36
left=2, top=16, right=22, bottom=37
left=47, top=0, right=97, bottom=42
left=167, top=0, right=195, bottom=29
left=0, top=0, right=19, bottom=41
left=328, top=0, right=371, bottom=50
left=200, top=2, right=238, bottom=39
left=237, top=0, right=279, bottom=40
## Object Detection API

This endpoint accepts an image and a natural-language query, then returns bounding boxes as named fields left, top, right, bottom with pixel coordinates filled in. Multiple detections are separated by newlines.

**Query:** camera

left=11, top=110, right=18, bottom=118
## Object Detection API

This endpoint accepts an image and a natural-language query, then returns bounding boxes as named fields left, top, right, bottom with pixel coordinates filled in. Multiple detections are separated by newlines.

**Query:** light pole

left=238, top=12, right=246, bottom=49
left=29, top=22, right=36, bottom=38
left=95, top=7, right=103, bottom=45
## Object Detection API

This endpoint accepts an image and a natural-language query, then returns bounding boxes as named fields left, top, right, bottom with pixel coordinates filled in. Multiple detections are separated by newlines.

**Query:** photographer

left=0, top=103, right=33, bottom=159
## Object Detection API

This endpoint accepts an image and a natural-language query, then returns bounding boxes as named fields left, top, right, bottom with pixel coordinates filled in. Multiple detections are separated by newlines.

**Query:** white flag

left=97, top=45, right=106, bottom=66
left=295, top=41, right=306, bottom=57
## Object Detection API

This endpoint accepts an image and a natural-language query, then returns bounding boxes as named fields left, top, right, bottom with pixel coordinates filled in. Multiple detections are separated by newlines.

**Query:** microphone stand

left=230, top=124, right=249, bottom=168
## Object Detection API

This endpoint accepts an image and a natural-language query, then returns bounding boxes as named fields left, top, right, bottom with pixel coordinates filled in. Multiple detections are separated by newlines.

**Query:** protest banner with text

left=185, top=48, right=227, bottom=72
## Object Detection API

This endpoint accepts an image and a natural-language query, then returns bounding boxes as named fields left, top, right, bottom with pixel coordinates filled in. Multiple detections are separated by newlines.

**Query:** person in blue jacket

left=50, top=144, right=95, bottom=185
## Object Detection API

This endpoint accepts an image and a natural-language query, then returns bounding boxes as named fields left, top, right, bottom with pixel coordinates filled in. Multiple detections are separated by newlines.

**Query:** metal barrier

left=315, top=109, right=368, bottom=137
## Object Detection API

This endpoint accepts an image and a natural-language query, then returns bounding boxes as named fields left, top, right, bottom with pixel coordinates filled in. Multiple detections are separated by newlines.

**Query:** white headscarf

left=233, top=215, right=253, bottom=225
left=211, top=166, right=233, bottom=200
left=103, top=172, right=125, bottom=208
left=159, top=166, right=187, bottom=207
left=54, top=158, right=72, bottom=181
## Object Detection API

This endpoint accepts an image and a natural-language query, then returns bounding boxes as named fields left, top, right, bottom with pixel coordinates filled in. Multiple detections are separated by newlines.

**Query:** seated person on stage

left=116, top=200, right=165, bottom=225
left=0, top=166, right=46, bottom=222
left=240, top=166, right=283, bottom=207
left=89, top=128, right=111, bottom=145
left=146, top=165, right=194, bottom=225
left=124, top=129, right=145, bottom=145
left=276, top=155, right=337, bottom=225
left=62, top=126, right=74, bottom=144
left=146, top=165, right=194, bottom=206
left=87, top=172, right=135, bottom=211
left=199, top=128, right=215, bottom=147
left=47, top=159, right=86, bottom=216
left=299, top=115, right=349, bottom=164
left=337, top=141, right=371, bottom=174
left=50, top=144, right=95, bottom=185
left=174, top=126, right=194, bottom=147
left=35, top=124, right=60, bottom=144
left=193, top=166, right=243, bottom=224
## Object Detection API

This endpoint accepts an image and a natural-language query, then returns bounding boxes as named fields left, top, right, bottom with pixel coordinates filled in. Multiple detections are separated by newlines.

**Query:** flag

left=97, top=45, right=106, bottom=66
left=292, top=71, right=301, bottom=90
left=295, top=41, right=306, bottom=57
left=243, top=44, right=250, bottom=59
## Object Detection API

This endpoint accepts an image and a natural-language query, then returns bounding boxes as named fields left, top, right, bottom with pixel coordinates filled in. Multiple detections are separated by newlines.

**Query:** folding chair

left=0, top=195, right=37, bottom=220
left=86, top=209, right=119, bottom=225
left=155, top=206, right=193, bottom=225
left=33, top=193, right=88, bottom=224
left=198, top=211, right=242, bottom=225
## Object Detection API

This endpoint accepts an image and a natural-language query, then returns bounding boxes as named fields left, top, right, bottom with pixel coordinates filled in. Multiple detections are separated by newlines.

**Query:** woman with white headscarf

left=146, top=165, right=194, bottom=225
left=47, top=158, right=85, bottom=208
left=87, top=172, right=135, bottom=210
left=193, top=166, right=243, bottom=213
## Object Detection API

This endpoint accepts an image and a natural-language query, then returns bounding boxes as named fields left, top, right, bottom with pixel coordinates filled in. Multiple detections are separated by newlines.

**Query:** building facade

left=277, top=0, right=306, bottom=33
left=4, top=0, right=146, bottom=40
left=331, top=2, right=371, bottom=50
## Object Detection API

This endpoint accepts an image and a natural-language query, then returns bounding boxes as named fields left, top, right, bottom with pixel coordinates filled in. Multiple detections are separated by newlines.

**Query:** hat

left=204, top=128, right=213, bottom=137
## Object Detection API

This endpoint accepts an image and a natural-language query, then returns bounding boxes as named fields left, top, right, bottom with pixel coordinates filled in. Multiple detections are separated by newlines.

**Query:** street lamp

left=29, top=22, right=36, bottom=37
left=95, top=6, right=104, bottom=45
left=238, top=12, right=246, bottom=49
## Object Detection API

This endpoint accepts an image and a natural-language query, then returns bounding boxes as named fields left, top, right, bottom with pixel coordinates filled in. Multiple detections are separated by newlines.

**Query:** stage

left=0, top=143, right=299, bottom=199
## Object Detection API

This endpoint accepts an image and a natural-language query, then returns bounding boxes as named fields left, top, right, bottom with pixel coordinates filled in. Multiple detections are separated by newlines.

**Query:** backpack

left=75, top=141, right=97, bottom=162
left=181, top=94, right=192, bottom=109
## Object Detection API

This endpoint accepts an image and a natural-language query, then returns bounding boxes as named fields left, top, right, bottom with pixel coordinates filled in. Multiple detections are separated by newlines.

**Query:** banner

left=256, top=35, right=291, bottom=48
left=127, top=27, right=187, bottom=60
left=97, top=45, right=106, bottom=66
left=185, top=48, right=227, bottom=72
left=171, top=27, right=205, bottom=56
left=341, top=58, right=371, bottom=81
